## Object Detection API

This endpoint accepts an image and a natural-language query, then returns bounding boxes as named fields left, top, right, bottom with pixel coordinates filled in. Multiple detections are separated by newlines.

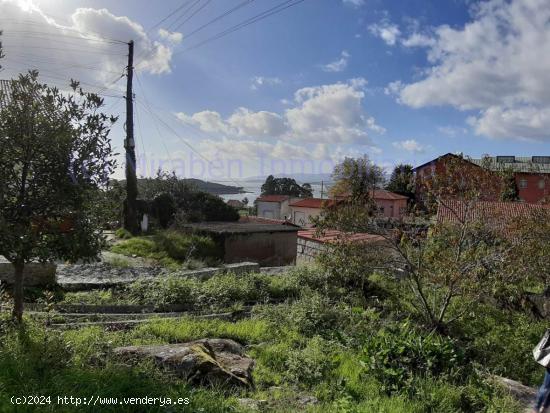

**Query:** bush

left=362, top=321, right=465, bottom=395
left=285, top=336, right=339, bottom=387
left=114, top=228, right=133, bottom=239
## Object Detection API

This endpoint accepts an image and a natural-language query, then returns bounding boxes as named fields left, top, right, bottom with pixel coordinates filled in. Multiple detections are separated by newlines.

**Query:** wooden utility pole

left=123, top=40, right=139, bottom=234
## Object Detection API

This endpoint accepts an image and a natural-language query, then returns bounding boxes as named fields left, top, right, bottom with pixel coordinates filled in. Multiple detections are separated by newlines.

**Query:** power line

left=145, top=0, right=195, bottom=33
left=182, top=0, right=255, bottom=40
left=1, top=30, right=125, bottom=45
left=177, top=0, right=306, bottom=54
left=134, top=96, right=246, bottom=189
left=166, top=0, right=204, bottom=32
left=172, top=0, right=212, bottom=32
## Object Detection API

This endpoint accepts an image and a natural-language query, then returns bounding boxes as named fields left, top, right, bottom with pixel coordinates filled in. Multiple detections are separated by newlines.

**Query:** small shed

left=181, top=220, right=299, bottom=266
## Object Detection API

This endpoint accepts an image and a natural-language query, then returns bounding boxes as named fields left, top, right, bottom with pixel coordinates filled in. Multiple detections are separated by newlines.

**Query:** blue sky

left=1, top=0, right=550, bottom=181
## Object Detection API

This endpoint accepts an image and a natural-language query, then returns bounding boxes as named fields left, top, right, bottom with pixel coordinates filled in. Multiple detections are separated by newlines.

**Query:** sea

left=216, top=179, right=333, bottom=204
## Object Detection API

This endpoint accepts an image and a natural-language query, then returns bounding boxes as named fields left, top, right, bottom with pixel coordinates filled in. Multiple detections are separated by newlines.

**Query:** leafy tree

left=134, top=170, right=239, bottom=225
left=0, top=72, right=117, bottom=321
left=260, top=175, right=313, bottom=197
left=329, top=155, right=385, bottom=202
left=499, top=167, right=519, bottom=202
left=386, top=164, right=414, bottom=199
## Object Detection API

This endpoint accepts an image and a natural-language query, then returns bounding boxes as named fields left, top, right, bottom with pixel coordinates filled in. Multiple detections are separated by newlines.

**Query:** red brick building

left=414, top=154, right=550, bottom=205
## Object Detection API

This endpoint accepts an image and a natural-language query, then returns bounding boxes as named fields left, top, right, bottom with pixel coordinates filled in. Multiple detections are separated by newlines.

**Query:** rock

left=491, top=375, right=536, bottom=412
left=237, top=398, right=267, bottom=411
left=114, top=338, right=254, bottom=388
left=296, top=395, right=319, bottom=406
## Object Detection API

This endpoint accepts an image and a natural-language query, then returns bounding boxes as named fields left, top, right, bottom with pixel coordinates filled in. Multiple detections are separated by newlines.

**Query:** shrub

left=285, top=336, right=339, bottom=387
left=114, top=228, right=133, bottom=239
left=362, top=321, right=465, bottom=395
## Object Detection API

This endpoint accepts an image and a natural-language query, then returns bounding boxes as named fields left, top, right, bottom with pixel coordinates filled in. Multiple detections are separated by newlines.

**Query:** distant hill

left=244, top=173, right=333, bottom=184
left=182, top=179, right=244, bottom=195
left=114, top=178, right=244, bottom=195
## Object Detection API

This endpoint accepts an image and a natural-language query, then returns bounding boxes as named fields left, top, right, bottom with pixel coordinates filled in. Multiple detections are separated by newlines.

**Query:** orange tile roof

left=256, top=195, right=290, bottom=203
left=373, top=189, right=409, bottom=200
left=436, top=200, right=550, bottom=237
left=297, top=229, right=385, bottom=244
left=289, top=198, right=337, bottom=208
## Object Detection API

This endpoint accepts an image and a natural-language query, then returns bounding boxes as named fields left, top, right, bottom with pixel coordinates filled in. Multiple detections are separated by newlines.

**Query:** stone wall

left=296, top=237, right=326, bottom=261
left=0, top=258, right=56, bottom=287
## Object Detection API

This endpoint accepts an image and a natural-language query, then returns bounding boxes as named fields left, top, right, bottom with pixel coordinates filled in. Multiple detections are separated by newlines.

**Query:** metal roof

left=181, top=221, right=299, bottom=234
left=469, top=156, right=550, bottom=174
left=0, top=79, right=13, bottom=109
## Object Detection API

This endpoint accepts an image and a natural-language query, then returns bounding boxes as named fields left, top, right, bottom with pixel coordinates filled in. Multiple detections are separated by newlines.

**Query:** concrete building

left=181, top=220, right=299, bottom=266
left=256, top=195, right=293, bottom=220
left=288, top=190, right=408, bottom=227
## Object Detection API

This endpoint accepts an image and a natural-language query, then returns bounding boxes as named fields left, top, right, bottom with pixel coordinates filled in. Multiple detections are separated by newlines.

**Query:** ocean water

left=216, top=180, right=332, bottom=204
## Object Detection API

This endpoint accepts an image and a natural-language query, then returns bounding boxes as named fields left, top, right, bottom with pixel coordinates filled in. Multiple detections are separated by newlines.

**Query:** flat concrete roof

left=182, top=221, right=299, bottom=234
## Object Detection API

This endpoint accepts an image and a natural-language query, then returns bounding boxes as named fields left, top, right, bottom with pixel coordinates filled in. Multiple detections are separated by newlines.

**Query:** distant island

left=115, top=178, right=245, bottom=196
left=182, top=179, right=245, bottom=195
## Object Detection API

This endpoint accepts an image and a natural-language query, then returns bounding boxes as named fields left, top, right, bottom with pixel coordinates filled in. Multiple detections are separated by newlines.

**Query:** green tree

left=386, top=164, right=414, bottom=199
left=0, top=72, right=117, bottom=322
left=499, top=167, right=519, bottom=202
left=329, top=155, right=385, bottom=202
left=260, top=175, right=313, bottom=197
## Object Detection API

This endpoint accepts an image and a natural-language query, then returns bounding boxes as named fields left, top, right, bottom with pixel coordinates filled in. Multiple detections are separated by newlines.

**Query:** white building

left=256, top=195, right=292, bottom=220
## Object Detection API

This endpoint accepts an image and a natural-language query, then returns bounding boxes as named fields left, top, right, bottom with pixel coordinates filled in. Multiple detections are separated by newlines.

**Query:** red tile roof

left=436, top=200, right=550, bottom=236
left=289, top=198, right=337, bottom=208
left=256, top=195, right=290, bottom=203
left=298, top=229, right=385, bottom=244
left=372, top=189, right=409, bottom=201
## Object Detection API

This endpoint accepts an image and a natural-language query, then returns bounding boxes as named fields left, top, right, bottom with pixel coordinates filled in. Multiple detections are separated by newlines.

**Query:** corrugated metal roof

left=0, top=79, right=13, bottom=109
left=469, top=157, right=550, bottom=173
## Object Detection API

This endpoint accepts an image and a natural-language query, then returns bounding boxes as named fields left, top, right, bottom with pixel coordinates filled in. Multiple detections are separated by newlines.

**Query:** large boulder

left=114, top=338, right=254, bottom=388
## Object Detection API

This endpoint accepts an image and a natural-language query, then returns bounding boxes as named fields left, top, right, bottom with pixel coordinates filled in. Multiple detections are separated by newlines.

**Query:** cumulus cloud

left=368, top=20, right=401, bottom=46
left=401, top=32, right=436, bottom=48
left=393, top=0, right=550, bottom=141
left=392, top=139, right=428, bottom=153
left=176, top=78, right=384, bottom=145
left=321, top=50, right=350, bottom=73
left=250, top=76, right=282, bottom=90
left=0, top=0, right=177, bottom=89
left=158, top=28, right=183, bottom=44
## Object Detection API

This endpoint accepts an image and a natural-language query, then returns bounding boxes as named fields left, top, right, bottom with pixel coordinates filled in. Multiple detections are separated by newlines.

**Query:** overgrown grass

left=110, top=230, right=221, bottom=268
left=0, top=263, right=541, bottom=412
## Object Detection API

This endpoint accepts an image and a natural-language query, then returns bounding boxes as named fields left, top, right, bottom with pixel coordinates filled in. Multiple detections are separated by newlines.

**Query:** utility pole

left=123, top=40, right=139, bottom=234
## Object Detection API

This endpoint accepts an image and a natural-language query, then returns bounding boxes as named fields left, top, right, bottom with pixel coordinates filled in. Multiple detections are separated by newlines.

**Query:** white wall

left=289, top=206, right=321, bottom=227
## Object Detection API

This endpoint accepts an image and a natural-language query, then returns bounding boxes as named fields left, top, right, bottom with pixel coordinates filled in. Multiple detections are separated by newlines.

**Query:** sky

left=1, top=0, right=550, bottom=183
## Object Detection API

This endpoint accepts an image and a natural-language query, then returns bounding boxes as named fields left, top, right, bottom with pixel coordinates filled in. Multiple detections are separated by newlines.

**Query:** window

left=519, top=178, right=528, bottom=189
left=539, top=179, right=546, bottom=190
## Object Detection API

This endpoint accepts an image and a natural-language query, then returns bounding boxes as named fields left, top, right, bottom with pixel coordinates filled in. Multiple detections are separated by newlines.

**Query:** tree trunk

left=12, top=262, right=24, bottom=323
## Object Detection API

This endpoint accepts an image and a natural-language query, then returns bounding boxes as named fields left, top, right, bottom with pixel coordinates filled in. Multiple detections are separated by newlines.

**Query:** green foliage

left=151, top=192, right=176, bottom=229
left=362, top=321, right=465, bottom=395
left=260, top=175, right=313, bottom=197
left=110, top=230, right=221, bottom=267
left=386, top=163, right=415, bottom=199
left=114, top=228, right=133, bottom=240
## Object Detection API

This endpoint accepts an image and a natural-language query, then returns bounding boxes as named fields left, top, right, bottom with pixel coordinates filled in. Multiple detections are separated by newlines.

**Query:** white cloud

left=176, top=78, right=383, bottom=144
left=227, top=108, right=287, bottom=137
left=158, top=28, right=183, bottom=44
left=392, top=139, right=428, bottom=153
left=384, top=80, right=404, bottom=96
left=401, top=32, right=436, bottom=48
left=343, top=0, right=364, bottom=7
left=321, top=50, right=350, bottom=73
left=368, top=20, right=401, bottom=46
left=437, top=126, right=467, bottom=137
left=250, top=76, right=282, bottom=90
left=0, top=0, right=177, bottom=89
left=394, top=0, right=550, bottom=141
